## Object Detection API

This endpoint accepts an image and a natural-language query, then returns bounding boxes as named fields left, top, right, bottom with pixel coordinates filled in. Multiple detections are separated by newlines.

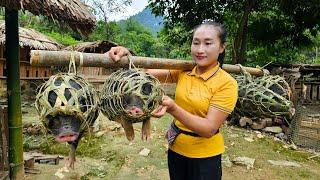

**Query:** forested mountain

left=129, top=8, right=163, bottom=36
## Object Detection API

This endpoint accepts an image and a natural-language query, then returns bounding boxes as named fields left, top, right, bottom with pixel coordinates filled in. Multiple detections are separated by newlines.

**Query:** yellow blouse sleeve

left=209, top=79, right=238, bottom=114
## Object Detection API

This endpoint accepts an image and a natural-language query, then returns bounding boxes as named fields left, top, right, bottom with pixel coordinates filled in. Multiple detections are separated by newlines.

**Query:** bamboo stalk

left=30, top=50, right=268, bottom=76
left=5, top=9, right=25, bottom=179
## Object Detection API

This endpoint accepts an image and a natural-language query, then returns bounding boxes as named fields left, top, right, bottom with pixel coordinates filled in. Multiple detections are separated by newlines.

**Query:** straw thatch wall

left=0, top=0, right=96, bottom=35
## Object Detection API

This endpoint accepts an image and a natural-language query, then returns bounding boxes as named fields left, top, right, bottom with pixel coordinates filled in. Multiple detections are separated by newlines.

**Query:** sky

left=109, top=0, right=148, bottom=21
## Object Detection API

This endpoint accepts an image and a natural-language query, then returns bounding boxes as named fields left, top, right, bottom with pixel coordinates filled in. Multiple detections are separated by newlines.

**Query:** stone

left=268, top=160, right=301, bottom=167
left=262, top=126, right=283, bottom=134
left=222, top=156, right=233, bottom=168
left=232, top=156, right=255, bottom=169
left=257, top=134, right=264, bottom=139
left=244, top=137, right=254, bottom=142
left=139, top=148, right=151, bottom=156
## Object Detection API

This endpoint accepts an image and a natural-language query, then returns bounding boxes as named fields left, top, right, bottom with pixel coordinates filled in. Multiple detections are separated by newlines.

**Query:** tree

left=117, top=19, right=156, bottom=56
left=88, top=20, right=121, bottom=41
left=83, top=0, right=132, bottom=22
left=149, top=0, right=320, bottom=64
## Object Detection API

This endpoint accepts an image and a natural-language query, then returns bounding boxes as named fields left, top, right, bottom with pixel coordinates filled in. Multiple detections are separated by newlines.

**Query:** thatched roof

left=64, top=40, right=119, bottom=53
left=64, top=40, right=135, bottom=55
left=0, top=0, right=96, bottom=35
left=0, top=22, right=61, bottom=50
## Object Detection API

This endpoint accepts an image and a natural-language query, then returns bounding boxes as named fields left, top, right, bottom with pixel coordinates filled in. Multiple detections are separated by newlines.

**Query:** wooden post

left=0, top=106, right=8, bottom=172
left=5, top=9, right=24, bottom=179
left=30, top=50, right=268, bottom=76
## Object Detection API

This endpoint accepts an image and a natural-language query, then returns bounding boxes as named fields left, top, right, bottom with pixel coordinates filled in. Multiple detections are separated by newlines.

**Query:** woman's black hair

left=193, top=19, right=227, bottom=67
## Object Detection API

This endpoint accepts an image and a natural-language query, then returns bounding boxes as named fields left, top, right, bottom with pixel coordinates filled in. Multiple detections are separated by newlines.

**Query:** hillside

left=131, top=8, right=163, bottom=36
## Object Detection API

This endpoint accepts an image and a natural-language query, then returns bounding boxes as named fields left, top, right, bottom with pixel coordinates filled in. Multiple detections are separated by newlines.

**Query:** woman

left=107, top=20, right=238, bottom=180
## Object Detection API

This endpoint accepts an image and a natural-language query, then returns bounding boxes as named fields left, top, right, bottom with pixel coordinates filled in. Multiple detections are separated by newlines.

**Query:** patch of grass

left=23, top=133, right=126, bottom=179
left=224, top=126, right=319, bottom=163
left=298, top=170, right=312, bottom=178
left=22, top=105, right=320, bottom=179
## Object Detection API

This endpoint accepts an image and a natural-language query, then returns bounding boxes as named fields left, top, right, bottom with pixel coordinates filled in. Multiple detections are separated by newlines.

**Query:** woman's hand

left=152, top=96, right=176, bottom=118
left=107, top=46, right=131, bottom=62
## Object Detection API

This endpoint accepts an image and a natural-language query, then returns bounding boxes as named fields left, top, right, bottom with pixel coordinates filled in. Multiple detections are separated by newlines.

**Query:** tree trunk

left=232, top=0, right=255, bottom=64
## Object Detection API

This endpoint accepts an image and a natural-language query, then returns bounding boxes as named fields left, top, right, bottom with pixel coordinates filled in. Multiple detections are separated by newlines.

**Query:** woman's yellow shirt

left=170, top=64, right=238, bottom=158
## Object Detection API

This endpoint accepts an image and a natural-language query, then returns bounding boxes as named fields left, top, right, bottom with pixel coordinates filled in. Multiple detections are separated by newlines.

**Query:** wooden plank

left=23, top=155, right=35, bottom=169
left=20, top=64, right=26, bottom=77
left=24, top=152, right=60, bottom=165
left=20, top=47, right=26, bottom=62
left=0, top=61, right=3, bottom=76
left=30, top=68, right=35, bottom=77
left=24, top=167, right=40, bottom=174
left=318, top=86, right=320, bottom=100
left=312, top=85, right=318, bottom=100
left=0, top=106, right=8, bottom=171
left=306, top=85, right=312, bottom=101
left=39, top=67, right=45, bottom=77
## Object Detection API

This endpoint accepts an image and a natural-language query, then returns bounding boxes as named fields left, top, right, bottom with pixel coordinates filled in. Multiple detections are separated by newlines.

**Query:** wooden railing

left=0, top=58, right=52, bottom=78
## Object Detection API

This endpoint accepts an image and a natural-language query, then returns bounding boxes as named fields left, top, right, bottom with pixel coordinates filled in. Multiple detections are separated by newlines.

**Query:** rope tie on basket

left=68, top=51, right=77, bottom=75
left=79, top=52, right=84, bottom=67
left=128, top=55, right=137, bottom=69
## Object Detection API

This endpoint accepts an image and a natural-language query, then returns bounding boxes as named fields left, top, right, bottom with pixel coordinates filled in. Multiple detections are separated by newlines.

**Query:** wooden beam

left=30, top=50, right=268, bottom=76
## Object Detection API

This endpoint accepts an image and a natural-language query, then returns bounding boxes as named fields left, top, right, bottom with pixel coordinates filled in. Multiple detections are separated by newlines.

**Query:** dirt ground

left=21, top=105, right=320, bottom=180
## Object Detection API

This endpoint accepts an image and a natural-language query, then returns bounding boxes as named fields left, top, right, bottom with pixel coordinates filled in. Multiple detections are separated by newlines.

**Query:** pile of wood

left=24, top=152, right=61, bottom=174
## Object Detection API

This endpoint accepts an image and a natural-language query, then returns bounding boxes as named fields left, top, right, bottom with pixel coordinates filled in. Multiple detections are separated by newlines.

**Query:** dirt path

left=23, top=106, right=320, bottom=179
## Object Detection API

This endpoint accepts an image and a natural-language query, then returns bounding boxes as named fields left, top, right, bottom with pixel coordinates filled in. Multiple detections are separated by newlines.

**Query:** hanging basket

left=233, top=65, right=294, bottom=119
left=35, top=73, right=99, bottom=132
left=99, top=68, right=164, bottom=123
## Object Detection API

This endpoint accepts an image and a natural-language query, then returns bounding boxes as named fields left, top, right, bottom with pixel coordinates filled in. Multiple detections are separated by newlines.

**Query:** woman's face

left=191, top=25, right=225, bottom=72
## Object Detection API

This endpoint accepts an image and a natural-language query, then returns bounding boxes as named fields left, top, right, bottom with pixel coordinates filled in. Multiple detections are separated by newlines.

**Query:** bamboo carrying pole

left=31, top=50, right=268, bottom=76
left=5, top=9, right=25, bottom=179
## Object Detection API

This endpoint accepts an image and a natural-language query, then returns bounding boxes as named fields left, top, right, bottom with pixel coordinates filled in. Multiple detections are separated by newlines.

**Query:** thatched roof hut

left=0, top=0, right=96, bottom=35
left=0, top=22, right=61, bottom=50
left=64, top=40, right=135, bottom=55
left=0, top=22, right=62, bottom=78
left=64, top=40, right=119, bottom=53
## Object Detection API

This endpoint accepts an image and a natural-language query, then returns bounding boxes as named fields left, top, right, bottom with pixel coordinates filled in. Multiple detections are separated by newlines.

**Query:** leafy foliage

left=82, top=0, right=132, bottom=21
left=148, top=0, right=320, bottom=65
left=88, top=20, right=121, bottom=42
left=8, top=1, right=319, bottom=66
